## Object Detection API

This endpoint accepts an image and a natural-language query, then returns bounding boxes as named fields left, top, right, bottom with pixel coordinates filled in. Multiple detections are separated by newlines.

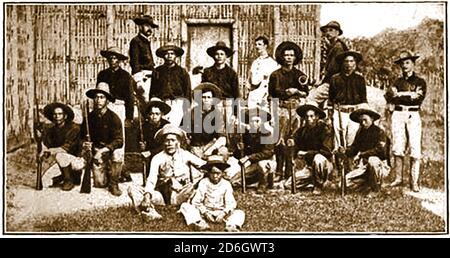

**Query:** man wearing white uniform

left=385, top=50, right=426, bottom=192
left=247, top=36, right=279, bottom=109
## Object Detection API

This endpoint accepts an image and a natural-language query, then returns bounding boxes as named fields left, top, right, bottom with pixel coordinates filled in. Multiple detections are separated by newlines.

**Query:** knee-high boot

left=410, top=158, right=420, bottom=192
left=390, top=156, right=404, bottom=187
left=61, top=166, right=75, bottom=191
left=109, top=162, right=123, bottom=196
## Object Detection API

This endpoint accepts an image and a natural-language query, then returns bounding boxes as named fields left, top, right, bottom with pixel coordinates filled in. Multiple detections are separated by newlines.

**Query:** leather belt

left=339, top=106, right=357, bottom=113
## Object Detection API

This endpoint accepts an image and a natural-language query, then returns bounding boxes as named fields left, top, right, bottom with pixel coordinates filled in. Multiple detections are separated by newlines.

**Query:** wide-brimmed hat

left=154, top=124, right=186, bottom=142
left=206, top=41, right=233, bottom=57
left=275, top=41, right=303, bottom=65
left=156, top=44, right=184, bottom=58
left=243, top=107, right=272, bottom=122
left=146, top=97, right=171, bottom=115
left=133, top=15, right=159, bottom=28
left=200, top=155, right=230, bottom=171
left=335, top=50, right=363, bottom=64
left=100, top=47, right=128, bottom=61
left=43, top=102, right=74, bottom=122
left=86, top=82, right=114, bottom=102
left=320, top=21, right=343, bottom=36
left=350, top=104, right=381, bottom=122
left=296, top=101, right=326, bottom=119
left=193, top=82, right=222, bottom=98
left=394, top=50, right=420, bottom=65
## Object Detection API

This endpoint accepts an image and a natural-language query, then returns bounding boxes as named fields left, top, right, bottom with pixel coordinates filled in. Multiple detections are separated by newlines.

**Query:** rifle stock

left=34, top=102, right=43, bottom=190
left=137, top=102, right=147, bottom=187
left=80, top=100, right=92, bottom=193
left=336, top=104, right=346, bottom=197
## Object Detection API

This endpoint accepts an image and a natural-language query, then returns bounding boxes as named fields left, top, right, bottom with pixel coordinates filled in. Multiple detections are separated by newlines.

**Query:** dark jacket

left=142, top=118, right=170, bottom=156
left=323, top=38, right=348, bottom=83
left=129, top=34, right=155, bottom=74
left=384, top=72, right=427, bottom=106
left=43, top=121, right=80, bottom=155
left=292, top=120, right=333, bottom=165
left=81, top=109, right=123, bottom=151
left=268, top=67, right=309, bottom=101
left=181, top=106, right=224, bottom=147
left=346, top=124, right=389, bottom=161
left=329, top=71, right=367, bottom=105
left=202, top=65, right=240, bottom=99
left=234, top=130, right=274, bottom=163
left=97, top=67, right=136, bottom=119
left=151, top=64, right=191, bottom=100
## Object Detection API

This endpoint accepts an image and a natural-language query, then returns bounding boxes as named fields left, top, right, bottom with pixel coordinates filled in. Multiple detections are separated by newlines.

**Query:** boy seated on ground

left=179, top=155, right=245, bottom=232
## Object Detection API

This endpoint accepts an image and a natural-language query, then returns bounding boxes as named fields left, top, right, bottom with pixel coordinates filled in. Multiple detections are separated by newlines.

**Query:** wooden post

left=273, top=5, right=281, bottom=51
left=314, top=5, right=321, bottom=82
left=106, top=5, right=114, bottom=48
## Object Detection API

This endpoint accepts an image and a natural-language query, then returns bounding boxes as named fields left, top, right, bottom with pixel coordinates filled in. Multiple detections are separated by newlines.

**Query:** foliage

left=349, top=18, right=444, bottom=80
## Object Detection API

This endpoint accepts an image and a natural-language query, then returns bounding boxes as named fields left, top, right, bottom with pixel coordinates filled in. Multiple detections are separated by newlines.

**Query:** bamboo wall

left=5, top=4, right=321, bottom=151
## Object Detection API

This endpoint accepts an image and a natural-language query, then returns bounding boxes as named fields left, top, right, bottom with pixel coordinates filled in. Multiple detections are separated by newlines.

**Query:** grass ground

left=5, top=114, right=446, bottom=233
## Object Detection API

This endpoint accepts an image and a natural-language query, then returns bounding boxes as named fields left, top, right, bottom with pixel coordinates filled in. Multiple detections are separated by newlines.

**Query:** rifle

left=137, top=102, right=147, bottom=187
left=336, top=104, right=346, bottom=197
left=80, top=100, right=92, bottom=193
left=34, top=102, right=43, bottom=190
left=285, top=101, right=296, bottom=194
left=237, top=121, right=246, bottom=193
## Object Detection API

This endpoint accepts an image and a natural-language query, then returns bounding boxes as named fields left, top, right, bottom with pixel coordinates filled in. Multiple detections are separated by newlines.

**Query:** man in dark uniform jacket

left=129, top=15, right=158, bottom=75
left=139, top=97, right=171, bottom=178
left=342, top=105, right=390, bottom=193
left=307, top=21, right=348, bottom=107
left=181, top=82, right=226, bottom=160
left=286, top=102, right=333, bottom=195
left=81, top=83, right=124, bottom=197
left=268, top=41, right=308, bottom=180
left=151, top=44, right=191, bottom=125
left=385, top=50, right=427, bottom=192
left=97, top=47, right=135, bottom=125
left=230, top=107, right=275, bottom=194
left=41, top=102, right=83, bottom=191
left=328, top=50, right=367, bottom=149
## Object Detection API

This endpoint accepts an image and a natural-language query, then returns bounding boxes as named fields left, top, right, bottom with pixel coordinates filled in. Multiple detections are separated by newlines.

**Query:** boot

left=108, top=162, right=123, bottom=196
left=71, top=170, right=82, bottom=185
left=120, top=170, right=133, bottom=183
left=256, top=170, right=267, bottom=194
left=61, top=166, right=75, bottom=191
left=50, top=174, right=64, bottom=187
left=390, top=156, right=404, bottom=187
left=410, top=158, right=421, bottom=192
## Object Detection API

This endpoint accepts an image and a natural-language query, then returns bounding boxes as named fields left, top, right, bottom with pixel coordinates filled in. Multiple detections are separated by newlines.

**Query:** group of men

left=37, top=16, right=427, bottom=231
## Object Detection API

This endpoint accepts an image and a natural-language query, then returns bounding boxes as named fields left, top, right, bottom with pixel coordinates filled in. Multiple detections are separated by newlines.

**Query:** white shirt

left=191, top=177, right=237, bottom=214
left=145, top=148, right=206, bottom=193
left=250, top=55, right=279, bottom=87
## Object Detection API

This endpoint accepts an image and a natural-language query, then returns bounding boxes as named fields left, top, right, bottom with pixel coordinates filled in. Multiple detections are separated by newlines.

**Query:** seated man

left=285, top=102, right=333, bottom=195
left=229, top=107, right=275, bottom=194
left=82, top=83, right=124, bottom=196
left=181, top=82, right=226, bottom=159
left=41, top=102, right=84, bottom=191
left=128, top=125, right=207, bottom=219
left=138, top=97, right=171, bottom=178
left=179, top=155, right=245, bottom=232
left=341, top=105, right=390, bottom=193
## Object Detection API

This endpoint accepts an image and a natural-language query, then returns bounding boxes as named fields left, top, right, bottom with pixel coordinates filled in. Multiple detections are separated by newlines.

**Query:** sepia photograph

left=2, top=1, right=447, bottom=235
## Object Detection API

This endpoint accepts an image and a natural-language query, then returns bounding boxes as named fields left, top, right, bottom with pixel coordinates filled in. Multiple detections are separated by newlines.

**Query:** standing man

left=97, top=47, right=135, bottom=128
left=342, top=105, right=391, bottom=194
left=151, top=44, right=191, bottom=126
left=286, top=102, right=333, bottom=195
left=307, top=21, right=348, bottom=107
left=385, top=50, right=426, bottom=192
left=41, top=102, right=84, bottom=191
left=247, top=36, right=279, bottom=109
left=268, top=41, right=308, bottom=179
left=130, top=15, right=159, bottom=104
left=81, top=83, right=124, bottom=196
left=328, top=50, right=367, bottom=149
